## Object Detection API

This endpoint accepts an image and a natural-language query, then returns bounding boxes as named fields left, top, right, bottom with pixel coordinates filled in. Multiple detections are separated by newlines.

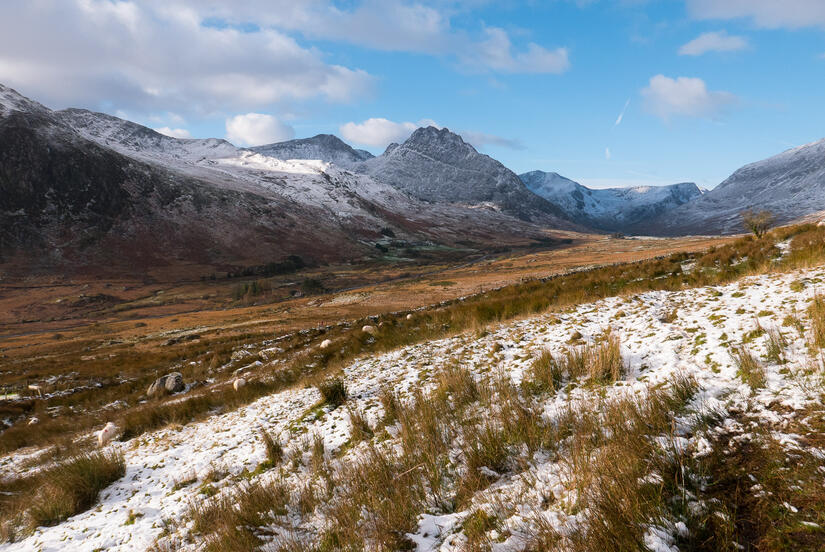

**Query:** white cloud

left=605, top=147, right=611, bottom=160
left=679, top=31, right=748, bottom=56
left=687, top=0, right=825, bottom=29
left=470, top=27, right=570, bottom=74
left=340, top=118, right=419, bottom=147
left=458, top=130, right=524, bottom=150
left=154, top=126, right=192, bottom=139
left=641, top=75, right=736, bottom=121
left=0, top=1, right=373, bottom=115
left=340, top=117, right=524, bottom=150
left=165, top=2, right=570, bottom=74
left=226, top=113, right=294, bottom=146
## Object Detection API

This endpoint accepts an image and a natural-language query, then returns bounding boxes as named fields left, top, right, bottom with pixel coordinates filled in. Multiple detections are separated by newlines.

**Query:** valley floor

left=3, top=256, right=824, bottom=551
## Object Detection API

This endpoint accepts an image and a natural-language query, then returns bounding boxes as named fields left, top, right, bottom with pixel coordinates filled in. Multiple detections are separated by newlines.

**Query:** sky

left=1, top=1, right=824, bottom=190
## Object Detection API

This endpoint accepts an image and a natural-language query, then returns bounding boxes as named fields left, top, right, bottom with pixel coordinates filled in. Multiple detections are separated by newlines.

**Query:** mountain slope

left=630, top=139, right=825, bottom=235
left=0, top=85, right=563, bottom=277
left=355, top=127, right=575, bottom=227
left=250, top=134, right=373, bottom=166
left=520, top=170, right=702, bottom=232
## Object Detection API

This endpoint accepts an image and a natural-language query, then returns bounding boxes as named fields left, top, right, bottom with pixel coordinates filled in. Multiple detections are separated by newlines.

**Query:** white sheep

left=233, top=377, right=247, bottom=391
left=406, top=314, right=413, bottom=320
left=818, top=219, right=825, bottom=227
left=97, top=422, right=118, bottom=447
left=320, top=339, right=332, bottom=349
left=361, top=325, right=377, bottom=335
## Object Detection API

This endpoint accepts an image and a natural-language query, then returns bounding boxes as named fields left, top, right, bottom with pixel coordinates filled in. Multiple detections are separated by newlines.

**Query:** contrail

left=614, top=98, right=631, bottom=126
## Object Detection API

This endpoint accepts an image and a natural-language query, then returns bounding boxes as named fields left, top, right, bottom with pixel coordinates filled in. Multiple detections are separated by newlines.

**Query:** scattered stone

left=147, top=372, right=185, bottom=397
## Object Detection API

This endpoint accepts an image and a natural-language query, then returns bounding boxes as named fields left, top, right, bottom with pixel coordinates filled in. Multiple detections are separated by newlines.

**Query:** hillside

left=632, top=138, right=825, bottom=235
left=1, top=224, right=824, bottom=551
left=0, top=85, right=568, bottom=278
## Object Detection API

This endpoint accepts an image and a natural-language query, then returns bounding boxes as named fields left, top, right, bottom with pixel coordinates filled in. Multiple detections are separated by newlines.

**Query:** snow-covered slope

left=4, top=261, right=823, bottom=551
left=355, top=127, right=576, bottom=227
left=250, top=134, right=373, bottom=166
left=520, top=170, right=702, bottom=232
left=633, top=138, right=825, bottom=235
left=1, top=86, right=562, bottom=275
left=57, top=108, right=240, bottom=164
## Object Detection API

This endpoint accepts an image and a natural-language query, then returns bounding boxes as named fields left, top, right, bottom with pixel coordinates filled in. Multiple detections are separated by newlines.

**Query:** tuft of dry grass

left=189, top=480, right=289, bottom=552
left=260, top=427, right=284, bottom=467
left=317, top=378, right=347, bottom=408
left=28, top=451, right=125, bottom=529
left=764, top=327, right=788, bottom=365
left=347, top=408, right=373, bottom=444
left=807, top=294, right=825, bottom=351
left=731, top=345, right=767, bottom=388
left=523, top=349, right=563, bottom=395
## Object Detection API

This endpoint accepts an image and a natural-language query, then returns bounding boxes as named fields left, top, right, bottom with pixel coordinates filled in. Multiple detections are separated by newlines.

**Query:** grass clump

left=317, top=378, right=347, bottom=408
left=190, top=480, right=289, bottom=552
left=764, top=327, right=788, bottom=364
left=808, top=294, right=825, bottom=351
left=523, top=349, right=563, bottom=395
left=260, top=428, right=284, bottom=466
left=731, top=345, right=767, bottom=389
left=29, top=451, right=125, bottom=528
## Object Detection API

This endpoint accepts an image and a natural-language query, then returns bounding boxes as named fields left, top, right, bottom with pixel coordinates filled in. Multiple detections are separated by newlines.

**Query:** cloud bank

left=642, top=75, right=736, bottom=121
left=226, top=113, right=294, bottom=146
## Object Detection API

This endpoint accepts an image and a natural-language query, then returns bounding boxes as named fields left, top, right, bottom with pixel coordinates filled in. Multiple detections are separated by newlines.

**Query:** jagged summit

left=354, top=126, right=575, bottom=227
left=520, top=170, right=702, bottom=232
left=251, top=134, right=373, bottom=166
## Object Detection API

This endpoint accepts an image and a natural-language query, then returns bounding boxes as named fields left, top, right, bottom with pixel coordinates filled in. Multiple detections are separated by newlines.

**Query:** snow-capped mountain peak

left=0, top=83, right=49, bottom=117
left=250, top=134, right=374, bottom=166
left=520, top=170, right=701, bottom=232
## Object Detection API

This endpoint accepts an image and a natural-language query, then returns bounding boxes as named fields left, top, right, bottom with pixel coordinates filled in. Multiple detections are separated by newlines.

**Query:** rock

left=320, top=339, right=332, bottom=349
left=361, top=325, right=377, bottom=335
left=233, top=378, right=246, bottom=391
left=28, top=417, right=39, bottom=425
left=147, top=372, right=185, bottom=397
left=406, top=314, right=413, bottom=320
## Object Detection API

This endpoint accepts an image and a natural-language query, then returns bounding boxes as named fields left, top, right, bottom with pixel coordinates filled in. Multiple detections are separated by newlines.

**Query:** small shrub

left=317, top=378, right=347, bottom=408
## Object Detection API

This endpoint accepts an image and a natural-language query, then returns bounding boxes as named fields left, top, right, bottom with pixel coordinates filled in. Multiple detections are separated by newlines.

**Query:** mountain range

left=0, top=84, right=561, bottom=277
left=1, top=83, right=824, bottom=277
left=519, top=171, right=703, bottom=233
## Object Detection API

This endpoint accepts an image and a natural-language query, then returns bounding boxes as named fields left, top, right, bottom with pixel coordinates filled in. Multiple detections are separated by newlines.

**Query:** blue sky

left=1, top=1, right=824, bottom=189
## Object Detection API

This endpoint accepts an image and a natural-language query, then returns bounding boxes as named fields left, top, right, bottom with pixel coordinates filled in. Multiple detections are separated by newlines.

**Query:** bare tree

left=741, top=209, right=773, bottom=238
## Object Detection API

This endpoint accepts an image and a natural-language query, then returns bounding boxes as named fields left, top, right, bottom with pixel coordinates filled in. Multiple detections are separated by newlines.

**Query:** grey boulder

left=147, top=372, right=185, bottom=397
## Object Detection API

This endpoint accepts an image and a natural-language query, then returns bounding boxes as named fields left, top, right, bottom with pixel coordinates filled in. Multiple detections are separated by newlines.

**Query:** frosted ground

left=3, top=263, right=824, bottom=551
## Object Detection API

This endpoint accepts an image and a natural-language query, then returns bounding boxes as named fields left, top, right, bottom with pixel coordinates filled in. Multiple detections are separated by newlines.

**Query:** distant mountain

left=630, top=139, right=825, bottom=235
left=250, top=134, right=373, bottom=166
left=354, top=126, right=575, bottom=227
left=520, top=171, right=702, bottom=232
left=0, top=85, right=563, bottom=277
